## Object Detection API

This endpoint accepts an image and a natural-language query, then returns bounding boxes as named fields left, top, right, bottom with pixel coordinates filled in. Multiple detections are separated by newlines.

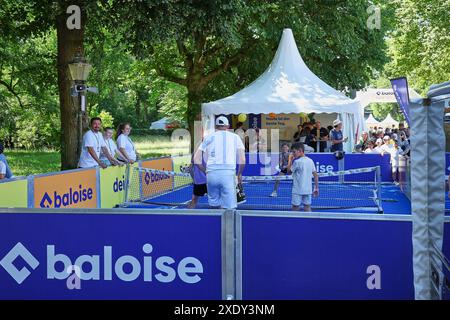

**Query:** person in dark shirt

left=292, top=124, right=304, bottom=143
left=310, top=121, right=329, bottom=152
left=330, top=119, right=348, bottom=152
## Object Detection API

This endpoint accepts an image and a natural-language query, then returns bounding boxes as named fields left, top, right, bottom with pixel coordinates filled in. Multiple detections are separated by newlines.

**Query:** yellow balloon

left=238, top=113, right=247, bottom=122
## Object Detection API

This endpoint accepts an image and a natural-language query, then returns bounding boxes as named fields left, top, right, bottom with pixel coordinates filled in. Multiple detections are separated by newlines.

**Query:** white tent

left=201, top=28, right=365, bottom=152
left=149, top=118, right=170, bottom=130
left=379, top=114, right=399, bottom=128
left=365, top=114, right=381, bottom=127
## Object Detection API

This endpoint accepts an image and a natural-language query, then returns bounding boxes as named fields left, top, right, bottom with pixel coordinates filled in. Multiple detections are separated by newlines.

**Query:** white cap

left=376, top=138, right=382, bottom=143
left=383, top=135, right=390, bottom=140
left=215, top=116, right=229, bottom=126
left=333, top=119, right=342, bottom=127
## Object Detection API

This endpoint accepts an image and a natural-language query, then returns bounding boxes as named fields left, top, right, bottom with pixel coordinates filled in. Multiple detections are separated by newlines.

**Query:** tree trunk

left=56, top=3, right=86, bottom=170
left=186, top=89, right=202, bottom=153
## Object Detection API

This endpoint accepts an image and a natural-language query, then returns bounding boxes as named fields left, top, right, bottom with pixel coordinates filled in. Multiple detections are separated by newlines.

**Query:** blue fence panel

left=344, top=153, right=392, bottom=182
left=240, top=215, right=414, bottom=299
left=0, top=212, right=222, bottom=299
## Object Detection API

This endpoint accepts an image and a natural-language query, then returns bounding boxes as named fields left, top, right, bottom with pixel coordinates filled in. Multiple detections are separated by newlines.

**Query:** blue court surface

left=121, top=179, right=442, bottom=215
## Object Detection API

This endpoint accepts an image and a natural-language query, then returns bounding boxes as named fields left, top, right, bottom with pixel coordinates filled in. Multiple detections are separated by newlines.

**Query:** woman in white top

left=116, top=123, right=139, bottom=164
left=101, top=127, right=128, bottom=165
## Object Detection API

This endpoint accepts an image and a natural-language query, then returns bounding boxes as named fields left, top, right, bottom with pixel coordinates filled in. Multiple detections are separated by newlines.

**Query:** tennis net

left=124, top=166, right=382, bottom=212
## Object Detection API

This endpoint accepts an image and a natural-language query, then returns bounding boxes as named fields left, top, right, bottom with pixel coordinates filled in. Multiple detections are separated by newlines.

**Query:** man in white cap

left=194, top=116, right=246, bottom=209
left=330, top=119, right=348, bottom=152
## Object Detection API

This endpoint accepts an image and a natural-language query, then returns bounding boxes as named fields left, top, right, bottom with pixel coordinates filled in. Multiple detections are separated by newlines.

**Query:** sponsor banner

left=99, top=165, right=127, bottom=208
left=344, top=153, right=392, bottom=182
left=240, top=215, right=414, bottom=299
left=0, top=212, right=222, bottom=299
left=0, top=179, right=28, bottom=208
left=243, top=153, right=338, bottom=181
left=390, top=77, right=411, bottom=125
left=262, top=113, right=301, bottom=141
left=446, top=153, right=450, bottom=176
left=248, top=114, right=261, bottom=129
left=34, top=169, right=97, bottom=209
left=141, top=158, right=174, bottom=198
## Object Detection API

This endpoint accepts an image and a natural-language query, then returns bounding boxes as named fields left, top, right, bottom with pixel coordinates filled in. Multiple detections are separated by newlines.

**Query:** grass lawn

left=5, top=134, right=190, bottom=177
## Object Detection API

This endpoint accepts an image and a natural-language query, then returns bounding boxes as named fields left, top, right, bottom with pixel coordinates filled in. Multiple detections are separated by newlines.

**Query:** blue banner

left=240, top=215, right=414, bottom=299
left=242, top=153, right=391, bottom=181
left=390, top=77, right=411, bottom=125
left=344, top=153, right=392, bottom=182
left=0, top=212, right=222, bottom=299
left=446, top=153, right=450, bottom=176
left=248, top=114, right=261, bottom=129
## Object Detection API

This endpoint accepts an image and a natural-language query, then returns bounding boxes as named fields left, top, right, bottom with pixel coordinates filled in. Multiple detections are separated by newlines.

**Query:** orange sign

left=140, top=158, right=174, bottom=198
left=34, top=169, right=97, bottom=208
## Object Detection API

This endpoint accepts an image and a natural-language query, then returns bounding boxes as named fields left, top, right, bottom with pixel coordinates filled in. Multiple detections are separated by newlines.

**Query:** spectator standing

left=100, top=127, right=128, bottom=166
left=78, top=117, right=119, bottom=169
left=330, top=119, right=348, bottom=152
left=116, top=123, right=139, bottom=164
left=310, top=121, right=329, bottom=152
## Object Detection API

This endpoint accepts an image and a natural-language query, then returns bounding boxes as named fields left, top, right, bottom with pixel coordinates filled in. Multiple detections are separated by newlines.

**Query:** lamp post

left=68, top=50, right=92, bottom=159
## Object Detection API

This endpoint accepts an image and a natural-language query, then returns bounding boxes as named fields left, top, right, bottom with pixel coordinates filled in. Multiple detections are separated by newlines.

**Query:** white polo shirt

left=100, top=138, right=119, bottom=162
left=199, top=130, right=245, bottom=172
left=117, top=134, right=137, bottom=161
left=78, top=130, right=107, bottom=168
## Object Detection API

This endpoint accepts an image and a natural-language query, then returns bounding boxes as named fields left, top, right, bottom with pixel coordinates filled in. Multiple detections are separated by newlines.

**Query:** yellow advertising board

left=0, top=179, right=28, bottom=208
left=99, top=165, right=127, bottom=208
left=34, top=169, right=97, bottom=208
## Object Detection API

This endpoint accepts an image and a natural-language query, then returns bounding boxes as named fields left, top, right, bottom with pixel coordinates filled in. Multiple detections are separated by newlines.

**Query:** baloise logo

left=144, top=169, right=171, bottom=185
left=1, top=242, right=203, bottom=285
left=0, top=242, right=39, bottom=284
left=40, top=185, right=93, bottom=208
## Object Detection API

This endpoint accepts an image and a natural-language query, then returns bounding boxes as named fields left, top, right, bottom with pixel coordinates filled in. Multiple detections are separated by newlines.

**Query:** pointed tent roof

left=202, top=28, right=360, bottom=116
left=380, top=114, right=399, bottom=127
left=365, top=114, right=380, bottom=126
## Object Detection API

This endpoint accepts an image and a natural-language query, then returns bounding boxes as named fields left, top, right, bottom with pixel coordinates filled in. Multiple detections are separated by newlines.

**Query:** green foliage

left=381, top=0, right=450, bottom=94
left=158, top=85, right=188, bottom=124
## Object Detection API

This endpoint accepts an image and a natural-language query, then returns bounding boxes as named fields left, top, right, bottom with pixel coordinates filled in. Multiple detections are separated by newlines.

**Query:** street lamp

left=68, top=50, right=93, bottom=159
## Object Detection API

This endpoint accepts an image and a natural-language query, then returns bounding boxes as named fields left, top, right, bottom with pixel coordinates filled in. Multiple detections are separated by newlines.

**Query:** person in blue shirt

left=188, top=143, right=207, bottom=209
left=0, top=142, right=14, bottom=179
left=330, top=119, right=348, bottom=152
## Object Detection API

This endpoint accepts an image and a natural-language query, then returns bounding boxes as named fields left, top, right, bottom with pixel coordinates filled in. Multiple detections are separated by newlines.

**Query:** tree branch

left=154, top=66, right=187, bottom=86
left=0, top=79, right=25, bottom=109
left=201, top=44, right=255, bottom=86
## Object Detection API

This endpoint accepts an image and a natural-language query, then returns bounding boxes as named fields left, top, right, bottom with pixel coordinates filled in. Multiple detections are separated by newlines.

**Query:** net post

left=124, top=164, right=131, bottom=203
left=376, top=165, right=383, bottom=213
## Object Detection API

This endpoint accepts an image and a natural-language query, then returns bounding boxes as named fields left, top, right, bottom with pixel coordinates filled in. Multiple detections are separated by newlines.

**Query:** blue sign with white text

left=0, top=212, right=222, bottom=299
left=240, top=215, right=414, bottom=299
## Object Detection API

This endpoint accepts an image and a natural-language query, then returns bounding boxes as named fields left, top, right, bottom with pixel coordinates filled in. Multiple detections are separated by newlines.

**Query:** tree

left=383, top=0, right=450, bottom=94
left=110, top=0, right=388, bottom=150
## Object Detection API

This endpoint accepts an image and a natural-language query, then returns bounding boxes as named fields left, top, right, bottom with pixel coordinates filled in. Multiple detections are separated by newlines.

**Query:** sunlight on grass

left=4, top=135, right=191, bottom=176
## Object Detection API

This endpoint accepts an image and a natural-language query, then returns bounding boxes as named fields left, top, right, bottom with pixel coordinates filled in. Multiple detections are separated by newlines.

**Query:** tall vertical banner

left=248, top=114, right=261, bottom=129
left=390, top=77, right=411, bottom=125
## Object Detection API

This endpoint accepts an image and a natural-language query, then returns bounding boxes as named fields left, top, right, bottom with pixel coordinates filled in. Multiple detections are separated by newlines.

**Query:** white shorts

left=206, top=170, right=237, bottom=209
left=292, top=194, right=312, bottom=206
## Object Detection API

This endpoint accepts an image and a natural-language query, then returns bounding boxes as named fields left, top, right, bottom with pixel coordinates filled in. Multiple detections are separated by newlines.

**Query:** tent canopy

left=365, top=114, right=380, bottom=126
left=379, top=114, right=399, bottom=127
left=201, top=28, right=365, bottom=152
left=202, top=28, right=361, bottom=116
